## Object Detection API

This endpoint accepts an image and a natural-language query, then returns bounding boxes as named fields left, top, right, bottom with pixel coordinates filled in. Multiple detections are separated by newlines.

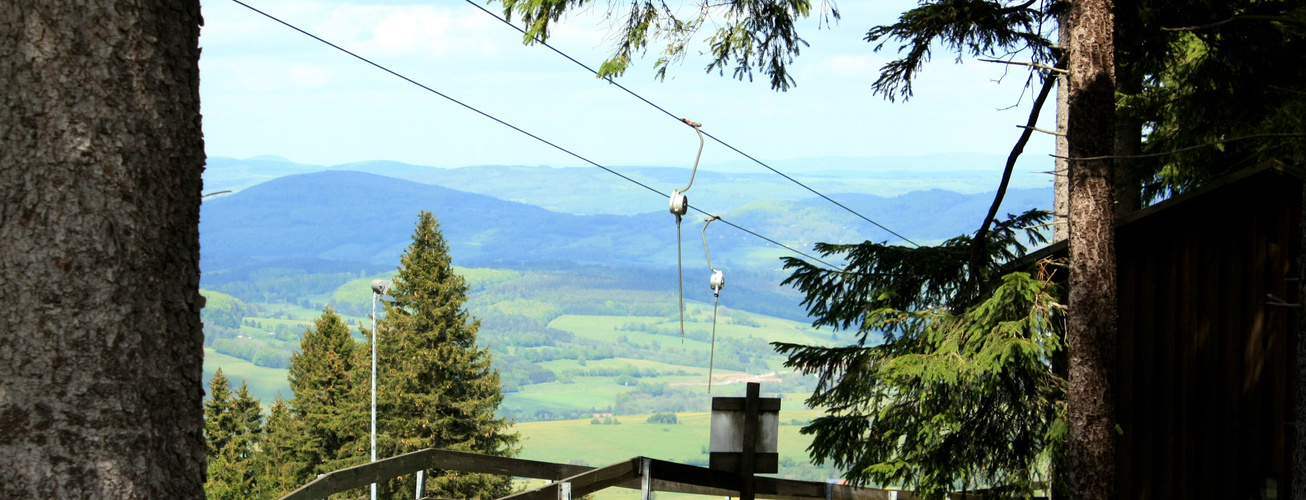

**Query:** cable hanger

left=670, top=119, right=704, bottom=343
left=702, top=216, right=725, bottom=392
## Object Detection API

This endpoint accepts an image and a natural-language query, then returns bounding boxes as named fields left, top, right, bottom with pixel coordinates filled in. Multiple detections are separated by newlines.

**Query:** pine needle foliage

left=775, top=210, right=1064, bottom=498
left=288, top=306, right=365, bottom=476
left=863, top=0, right=1055, bottom=102
left=1124, top=1, right=1306, bottom=200
left=498, top=0, right=838, bottom=91
left=252, top=396, right=309, bottom=499
left=371, top=211, right=520, bottom=500
left=203, top=374, right=265, bottom=499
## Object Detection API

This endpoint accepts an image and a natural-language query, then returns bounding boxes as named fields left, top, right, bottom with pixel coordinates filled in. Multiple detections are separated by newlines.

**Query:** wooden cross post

left=740, top=382, right=759, bottom=500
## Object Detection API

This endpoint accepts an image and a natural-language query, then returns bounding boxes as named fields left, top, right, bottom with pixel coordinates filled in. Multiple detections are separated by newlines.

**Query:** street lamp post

left=369, top=279, right=392, bottom=500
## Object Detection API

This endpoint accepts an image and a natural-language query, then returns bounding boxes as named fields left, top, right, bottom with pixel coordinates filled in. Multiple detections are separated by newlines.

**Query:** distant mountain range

left=202, top=154, right=1055, bottom=216
left=199, top=169, right=1052, bottom=278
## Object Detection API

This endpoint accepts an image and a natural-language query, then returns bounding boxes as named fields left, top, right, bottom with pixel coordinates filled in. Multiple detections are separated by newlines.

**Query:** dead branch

left=977, top=58, right=1067, bottom=74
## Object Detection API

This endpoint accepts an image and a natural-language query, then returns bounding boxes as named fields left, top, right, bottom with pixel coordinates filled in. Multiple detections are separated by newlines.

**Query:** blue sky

left=198, top=0, right=1057, bottom=171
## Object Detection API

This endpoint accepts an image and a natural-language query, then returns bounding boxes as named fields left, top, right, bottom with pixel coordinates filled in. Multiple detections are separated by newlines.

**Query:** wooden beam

left=279, top=449, right=593, bottom=500
left=499, top=459, right=641, bottom=500
left=281, top=448, right=434, bottom=500
left=711, top=397, right=782, bottom=412
left=278, top=448, right=918, bottom=500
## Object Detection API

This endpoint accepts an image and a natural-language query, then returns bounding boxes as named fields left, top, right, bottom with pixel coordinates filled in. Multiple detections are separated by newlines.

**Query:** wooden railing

left=278, top=448, right=924, bottom=500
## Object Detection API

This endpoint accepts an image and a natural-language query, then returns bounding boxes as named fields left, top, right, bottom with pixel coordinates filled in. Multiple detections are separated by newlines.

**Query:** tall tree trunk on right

left=1112, top=0, right=1144, bottom=220
left=1065, top=0, right=1120, bottom=499
left=0, top=0, right=206, bottom=497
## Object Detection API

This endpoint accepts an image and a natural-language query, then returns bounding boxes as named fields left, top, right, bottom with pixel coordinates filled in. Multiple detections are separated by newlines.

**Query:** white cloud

left=317, top=4, right=502, bottom=60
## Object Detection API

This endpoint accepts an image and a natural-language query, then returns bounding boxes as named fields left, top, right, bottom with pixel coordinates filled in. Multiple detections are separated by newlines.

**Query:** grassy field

left=512, top=408, right=840, bottom=500
left=203, top=348, right=291, bottom=405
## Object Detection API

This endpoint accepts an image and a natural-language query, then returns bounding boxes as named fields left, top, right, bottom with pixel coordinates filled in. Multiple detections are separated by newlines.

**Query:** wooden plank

left=426, top=449, right=591, bottom=479
left=712, top=397, right=782, bottom=412
left=708, top=452, right=779, bottom=473
left=499, top=459, right=641, bottom=500
left=281, top=448, right=437, bottom=500
left=280, top=450, right=915, bottom=500
left=649, top=458, right=742, bottom=492
left=1116, top=220, right=1137, bottom=498
left=1176, top=217, right=1196, bottom=500
left=281, top=449, right=597, bottom=500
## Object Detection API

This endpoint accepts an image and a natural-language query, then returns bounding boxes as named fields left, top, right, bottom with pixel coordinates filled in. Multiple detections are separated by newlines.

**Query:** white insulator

left=709, top=270, right=724, bottom=293
left=669, top=190, right=688, bottom=217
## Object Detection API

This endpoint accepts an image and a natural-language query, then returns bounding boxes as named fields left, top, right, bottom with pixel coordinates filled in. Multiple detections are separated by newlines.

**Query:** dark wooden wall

left=1114, top=167, right=1300, bottom=499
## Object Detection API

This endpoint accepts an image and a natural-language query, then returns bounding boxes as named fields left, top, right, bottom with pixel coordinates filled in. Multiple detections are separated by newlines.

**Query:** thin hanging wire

left=709, top=294, right=719, bottom=392
left=703, top=216, right=724, bottom=392
left=676, top=218, right=684, bottom=343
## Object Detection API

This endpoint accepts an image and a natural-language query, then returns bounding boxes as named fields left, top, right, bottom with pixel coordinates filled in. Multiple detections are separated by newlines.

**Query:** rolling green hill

left=202, top=265, right=843, bottom=423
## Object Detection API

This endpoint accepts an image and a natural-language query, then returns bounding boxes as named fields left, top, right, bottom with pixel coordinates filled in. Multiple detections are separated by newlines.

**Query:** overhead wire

left=229, top=0, right=845, bottom=271
left=464, top=0, right=921, bottom=248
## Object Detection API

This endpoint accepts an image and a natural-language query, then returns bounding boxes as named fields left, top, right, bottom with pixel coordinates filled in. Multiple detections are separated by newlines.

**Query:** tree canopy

left=489, top=0, right=1303, bottom=498
left=370, top=211, right=520, bottom=499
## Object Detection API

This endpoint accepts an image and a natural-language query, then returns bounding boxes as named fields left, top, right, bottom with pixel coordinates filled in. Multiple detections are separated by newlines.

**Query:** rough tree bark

left=1064, top=0, right=1119, bottom=499
left=0, top=1, right=207, bottom=497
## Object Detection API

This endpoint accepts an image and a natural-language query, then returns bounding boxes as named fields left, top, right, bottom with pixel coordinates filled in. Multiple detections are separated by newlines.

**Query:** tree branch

left=1055, top=133, right=1306, bottom=161
left=1017, top=124, right=1064, bottom=137
left=977, top=58, right=1067, bottom=74
left=964, top=69, right=1059, bottom=296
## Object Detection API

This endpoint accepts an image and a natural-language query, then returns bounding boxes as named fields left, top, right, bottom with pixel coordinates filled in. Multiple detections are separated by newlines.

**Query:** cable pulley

left=671, top=119, right=704, bottom=343
left=702, top=216, right=724, bottom=392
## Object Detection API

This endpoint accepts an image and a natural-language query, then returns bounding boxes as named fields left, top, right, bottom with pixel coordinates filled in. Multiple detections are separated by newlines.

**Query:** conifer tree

left=252, top=396, right=308, bottom=499
left=203, top=375, right=263, bottom=499
left=372, top=211, right=519, bottom=500
left=204, top=369, right=236, bottom=459
left=288, top=306, right=366, bottom=476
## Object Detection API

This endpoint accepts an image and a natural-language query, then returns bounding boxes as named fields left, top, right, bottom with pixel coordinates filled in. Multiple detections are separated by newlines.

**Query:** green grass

left=203, top=348, right=291, bottom=408
left=200, top=289, right=243, bottom=310
left=548, top=309, right=833, bottom=354
left=511, top=407, right=840, bottom=500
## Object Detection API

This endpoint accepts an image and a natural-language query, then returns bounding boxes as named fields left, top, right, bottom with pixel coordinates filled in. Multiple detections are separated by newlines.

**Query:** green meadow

left=202, top=265, right=849, bottom=482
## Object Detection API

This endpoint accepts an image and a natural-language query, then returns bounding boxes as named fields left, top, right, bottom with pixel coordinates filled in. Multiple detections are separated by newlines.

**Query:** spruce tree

left=204, top=369, right=236, bottom=459
left=252, top=396, right=308, bottom=499
left=203, top=375, right=263, bottom=499
left=373, top=211, right=518, bottom=500
left=288, top=306, right=366, bottom=476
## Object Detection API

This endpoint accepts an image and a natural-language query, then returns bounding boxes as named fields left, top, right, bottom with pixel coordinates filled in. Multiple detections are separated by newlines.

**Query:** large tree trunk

left=1112, top=0, right=1143, bottom=220
left=0, top=1, right=207, bottom=497
left=1064, top=0, right=1119, bottom=499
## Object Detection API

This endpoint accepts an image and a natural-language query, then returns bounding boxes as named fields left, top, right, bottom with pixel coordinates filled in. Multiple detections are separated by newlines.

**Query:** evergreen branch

left=1056, top=132, right=1306, bottom=161
left=864, top=0, right=1053, bottom=101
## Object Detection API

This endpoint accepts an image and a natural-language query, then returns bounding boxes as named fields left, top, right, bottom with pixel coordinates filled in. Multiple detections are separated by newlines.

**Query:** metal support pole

left=558, top=481, right=572, bottom=500
left=415, top=470, right=425, bottom=499
left=371, top=291, right=379, bottom=500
